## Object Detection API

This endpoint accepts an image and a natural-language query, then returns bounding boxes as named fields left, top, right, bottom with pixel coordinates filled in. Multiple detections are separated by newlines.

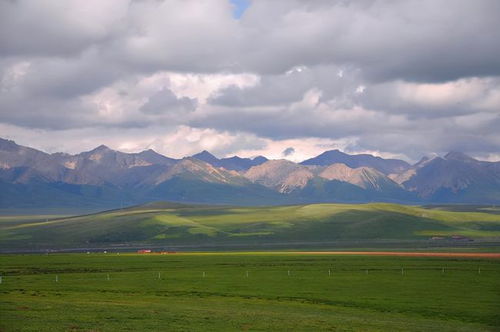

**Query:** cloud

left=282, top=147, right=295, bottom=157
left=239, top=0, right=500, bottom=81
left=0, top=0, right=127, bottom=57
left=3, top=0, right=498, bottom=79
left=140, top=88, right=197, bottom=115
left=1, top=0, right=500, bottom=161
left=358, top=78, right=500, bottom=118
left=196, top=83, right=500, bottom=160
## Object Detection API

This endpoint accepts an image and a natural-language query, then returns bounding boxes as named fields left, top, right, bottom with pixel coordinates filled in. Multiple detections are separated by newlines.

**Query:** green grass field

left=1, top=252, right=499, bottom=331
left=2, top=202, right=500, bottom=250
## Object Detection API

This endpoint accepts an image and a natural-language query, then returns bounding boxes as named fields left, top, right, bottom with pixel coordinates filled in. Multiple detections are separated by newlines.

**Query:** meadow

left=1, top=252, right=499, bottom=331
left=1, top=202, right=500, bottom=251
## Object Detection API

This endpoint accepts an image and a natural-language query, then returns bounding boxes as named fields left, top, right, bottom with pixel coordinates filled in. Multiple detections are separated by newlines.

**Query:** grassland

left=0, top=252, right=499, bottom=331
left=1, top=202, right=500, bottom=251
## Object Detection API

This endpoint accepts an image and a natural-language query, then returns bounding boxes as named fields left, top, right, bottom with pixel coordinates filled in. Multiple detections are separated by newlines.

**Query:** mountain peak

left=190, top=153, right=269, bottom=171
left=444, top=151, right=475, bottom=162
left=194, top=150, right=214, bottom=156
left=135, top=148, right=177, bottom=165
left=301, top=149, right=411, bottom=174
left=91, top=144, right=112, bottom=153
left=138, top=148, right=159, bottom=156
left=0, top=138, right=19, bottom=151
left=252, top=156, right=268, bottom=163
left=192, top=150, right=219, bottom=163
left=223, top=155, right=244, bottom=161
left=323, top=149, right=345, bottom=155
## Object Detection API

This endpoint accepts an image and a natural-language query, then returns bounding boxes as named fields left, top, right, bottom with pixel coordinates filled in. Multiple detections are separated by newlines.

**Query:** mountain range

left=1, top=137, right=499, bottom=209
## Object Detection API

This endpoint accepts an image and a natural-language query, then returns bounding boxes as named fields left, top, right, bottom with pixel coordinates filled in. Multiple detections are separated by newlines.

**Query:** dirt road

left=289, top=251, right=500, bottom=258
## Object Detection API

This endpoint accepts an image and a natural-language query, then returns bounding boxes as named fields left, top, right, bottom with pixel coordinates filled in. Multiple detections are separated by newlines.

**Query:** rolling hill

left=1, top=202, right=500, bottom=250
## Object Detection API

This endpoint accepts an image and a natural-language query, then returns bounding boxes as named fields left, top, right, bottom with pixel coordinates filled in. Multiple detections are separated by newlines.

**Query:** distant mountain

left=150, top=157, right=245, bottom=185
left=0, top=138, right=71, bottom=184
left=0, top=139, right=282, bottom=208
left=52, top=144, right=177, bottom=186
left=244, top=160, right=417, bottom=202
left=1, top=137, right=499, bottom=208
left=0, top=139, right=175, bottom=208
left=245, top=160, right=313, bottom=193
left=191, top=150, right=219, bottom=165
left=319, top=163, right=401, bottom=191
left=392, top=152, right=500, bottom=203
left=301, top=149, right=410, bottom=175
left=191, top=150, right=268, bottom=171
left=146, top=158, right=286, bottom=205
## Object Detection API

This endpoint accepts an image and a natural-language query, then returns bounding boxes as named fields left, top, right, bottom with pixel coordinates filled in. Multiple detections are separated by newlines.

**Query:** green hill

left=1, top=202, right=500, bottom=250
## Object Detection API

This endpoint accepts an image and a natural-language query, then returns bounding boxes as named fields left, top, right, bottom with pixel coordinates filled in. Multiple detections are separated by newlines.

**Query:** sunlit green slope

left=1, top=202, right=500, bottom=249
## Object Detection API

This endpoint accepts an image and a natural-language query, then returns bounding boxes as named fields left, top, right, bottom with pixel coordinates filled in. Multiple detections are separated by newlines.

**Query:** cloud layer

left=1, top=0, right=499, bottom=162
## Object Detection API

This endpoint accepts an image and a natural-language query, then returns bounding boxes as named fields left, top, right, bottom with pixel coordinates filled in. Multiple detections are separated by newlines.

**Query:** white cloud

left=397, top=79, right=488, bottom=108
left=355, top=85, right=366, bottom=94
left=230, top=137, right=353, bottom=162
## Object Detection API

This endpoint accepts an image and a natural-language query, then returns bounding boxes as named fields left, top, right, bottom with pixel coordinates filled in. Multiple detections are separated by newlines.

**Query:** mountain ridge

left=191, top=150, right=268, bottom=171
left=300, top=149, right=411, bottom=175
left=1, top=137, right=499, bottom=208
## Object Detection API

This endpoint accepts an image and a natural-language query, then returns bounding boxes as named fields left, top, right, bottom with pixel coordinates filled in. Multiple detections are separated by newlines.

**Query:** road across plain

left=288, top=251, right=500, bottom=258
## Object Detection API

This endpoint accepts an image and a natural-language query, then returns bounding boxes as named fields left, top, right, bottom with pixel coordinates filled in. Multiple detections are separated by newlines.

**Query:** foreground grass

left=1, top=253, right=499, bottom=331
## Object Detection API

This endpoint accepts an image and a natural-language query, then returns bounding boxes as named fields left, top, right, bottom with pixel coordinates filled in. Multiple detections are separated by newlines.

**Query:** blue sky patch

left=230, top=0, right=250, bottom=19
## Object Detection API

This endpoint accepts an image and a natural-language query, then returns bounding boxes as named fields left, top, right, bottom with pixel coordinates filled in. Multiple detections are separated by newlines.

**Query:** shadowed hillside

left=2, top=202, right=500, bottom=250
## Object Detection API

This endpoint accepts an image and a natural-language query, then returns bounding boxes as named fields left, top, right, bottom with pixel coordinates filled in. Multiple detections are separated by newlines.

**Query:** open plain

left=1, top=252, right=499, bottom=331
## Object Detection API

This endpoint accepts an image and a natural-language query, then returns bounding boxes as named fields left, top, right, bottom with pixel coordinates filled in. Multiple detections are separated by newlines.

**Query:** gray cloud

left=2, top=0, right=498, bottom=80
left=140, top=88, right=197, bottom=115
left=0, top=0, right=499, bottom=161
left=209, top=65, right=361, bottom=107
left=282, top=147, right=295, bottom=157
left=0, top=0, right=126, bottom=57
left=239, top=0, right=500, bottom=81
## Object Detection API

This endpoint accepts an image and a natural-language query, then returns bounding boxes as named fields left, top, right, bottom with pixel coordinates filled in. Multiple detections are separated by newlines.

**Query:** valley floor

left=1, top=252, right=499, bottom=331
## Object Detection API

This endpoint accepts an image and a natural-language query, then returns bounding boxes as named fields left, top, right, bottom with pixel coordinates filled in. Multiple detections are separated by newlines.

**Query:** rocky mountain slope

left=301, top=149, right=410, bottom=175
left=191, top=150, right=267, bottom=171
left=391, top=152, right=500, bottom=203
left=1, top=137, right=499, bottom=208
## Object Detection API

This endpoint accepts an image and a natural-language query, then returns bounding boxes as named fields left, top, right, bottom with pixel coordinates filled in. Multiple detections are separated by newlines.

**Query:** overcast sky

left=1, top=0, right=499, bottom=162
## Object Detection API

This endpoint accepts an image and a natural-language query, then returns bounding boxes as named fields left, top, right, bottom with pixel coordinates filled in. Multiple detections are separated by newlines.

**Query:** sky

left=0, top=0, right=499, bottom=163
